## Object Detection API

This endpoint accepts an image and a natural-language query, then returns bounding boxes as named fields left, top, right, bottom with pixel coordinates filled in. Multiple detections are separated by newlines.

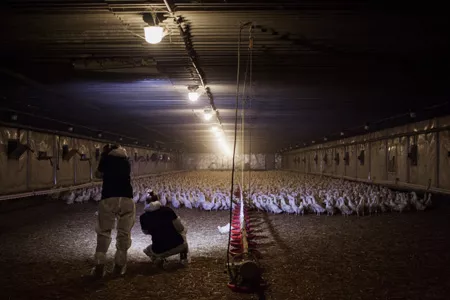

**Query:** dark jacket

left=140, top=203, right=184, bottom=254
left=96, top=147, right=133, bottom=200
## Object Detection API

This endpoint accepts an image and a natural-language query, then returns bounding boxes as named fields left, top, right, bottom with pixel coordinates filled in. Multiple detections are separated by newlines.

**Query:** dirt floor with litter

left=1, top=198, right=450, bottom=300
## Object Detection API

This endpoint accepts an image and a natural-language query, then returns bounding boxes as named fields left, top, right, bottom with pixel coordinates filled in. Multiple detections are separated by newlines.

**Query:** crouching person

left=140, top=196, right=189, bottom=267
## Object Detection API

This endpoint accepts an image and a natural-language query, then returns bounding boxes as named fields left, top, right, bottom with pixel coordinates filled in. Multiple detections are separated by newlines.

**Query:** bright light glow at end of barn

left=217, top=137, right=231, bottom=156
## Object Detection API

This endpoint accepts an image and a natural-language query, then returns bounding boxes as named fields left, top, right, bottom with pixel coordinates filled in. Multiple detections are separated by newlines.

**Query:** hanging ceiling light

left=203, top=107, right=214, bottom=121
left=188, top=85, right=200, bottom=102
left=210, top=125, right=218, bottom=132
left=188, top=91, right=200, bottom=102
left=144, top=26, right=164, bottom=44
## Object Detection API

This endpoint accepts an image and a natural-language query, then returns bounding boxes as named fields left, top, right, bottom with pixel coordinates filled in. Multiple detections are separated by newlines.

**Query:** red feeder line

left=230, top=240, right=257, bottom=248
left=232, top=233, right=257, bottom=240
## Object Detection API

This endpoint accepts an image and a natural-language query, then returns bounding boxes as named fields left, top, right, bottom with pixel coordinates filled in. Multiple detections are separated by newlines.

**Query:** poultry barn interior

left=1, top=1, right=450, bottom=299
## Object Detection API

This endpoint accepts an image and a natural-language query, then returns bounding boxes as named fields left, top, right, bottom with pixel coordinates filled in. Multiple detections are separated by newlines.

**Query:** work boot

left=91, top=264, right=105, bottom=278
left=154, top=258, right=166, bottom=269
left=112, top=264, right=127, bottom=276
left=180, top=251, right=190, bottom=265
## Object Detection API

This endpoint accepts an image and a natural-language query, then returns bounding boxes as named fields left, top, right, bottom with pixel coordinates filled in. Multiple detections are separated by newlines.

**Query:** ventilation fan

left=343, top=152, right=350, bottom=165
left=334, top=152, right=340, bottom=165
left=357, top=150, right=365, bottom=166
left=62, top=145, right=78, bottom=161
left=7, top=139, right=32, bottom=160
left=408, top=144, right=418, bottom=166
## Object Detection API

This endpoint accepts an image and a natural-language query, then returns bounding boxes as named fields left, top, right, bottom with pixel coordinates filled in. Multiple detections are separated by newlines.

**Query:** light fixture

left=11, top=114, right=18, bottom=121
left=312, top=140, right=315, bottom=144
left=210, top=125, right=218, bottom=132
left=204, top=112, right=213, bottom=121
left=340, top=131, right=345, bottom=136
left=98, top=133, right=102, bottom=138
left=364, top=123, right=369, bottom=130
left=203, top=107, right=214, bottom=121
left=119, top=137, right=123, bottom=141
left=324, top=137, right=328, bottom=141
left=410, top=111, right=416, bottom=118
left=68, top=127, right=73, bottom=132
left=188, top=86, right=200, bottom=102
left=144, top=26, right=164, bottom=44
left=188, top=92, right=200, bottom=102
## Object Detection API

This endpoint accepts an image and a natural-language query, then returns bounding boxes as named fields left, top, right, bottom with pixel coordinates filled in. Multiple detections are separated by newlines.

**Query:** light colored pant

left=145, top=230, right=189, bottom=259
left=94, top=197, right=136, bottom=266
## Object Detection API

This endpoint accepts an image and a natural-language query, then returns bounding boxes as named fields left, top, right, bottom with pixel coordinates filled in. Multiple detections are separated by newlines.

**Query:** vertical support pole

left=89, top=143, right=93, bottom=182
left=25, top=129, right=30, bottom=191
left=385, top=139, right=388, bottom=181
left=73, top=139, right=77, bottom=185
left=355, top=144, right=358, bottom=180
left=368, top=141, right=372, bottom=181
left=435, top=121, right=440, bottom=188
left=53, top=135, right=57, bottom=186
left=406, top=135, right=410, bottom=183
left=344, top=146, right=346, bottom=177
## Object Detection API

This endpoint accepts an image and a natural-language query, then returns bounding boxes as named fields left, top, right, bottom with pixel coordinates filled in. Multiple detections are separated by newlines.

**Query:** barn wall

left=282, top=115, right=450, bottom=194
left=0, top=127, right=182, bottom=197
left=0, top=127, right=28, bottom=194
left=183, top=153, right=271, bottom=170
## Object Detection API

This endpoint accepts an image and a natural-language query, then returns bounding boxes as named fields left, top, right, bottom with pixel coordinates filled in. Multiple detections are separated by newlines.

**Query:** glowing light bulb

left=204, top=111, right=213, bottom=121
left=144, top=26, right=164, bottom=44
left=211, top=126, right=218, bottom=132
left=188, top=92, right=199, bottom=102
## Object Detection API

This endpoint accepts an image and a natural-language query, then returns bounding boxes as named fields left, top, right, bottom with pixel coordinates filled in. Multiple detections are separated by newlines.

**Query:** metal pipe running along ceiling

left=163, top=0, right=224, bottom=129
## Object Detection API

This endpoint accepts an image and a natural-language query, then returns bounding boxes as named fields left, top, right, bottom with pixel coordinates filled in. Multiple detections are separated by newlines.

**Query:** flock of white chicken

left=58, top=171, right=432, bottom=216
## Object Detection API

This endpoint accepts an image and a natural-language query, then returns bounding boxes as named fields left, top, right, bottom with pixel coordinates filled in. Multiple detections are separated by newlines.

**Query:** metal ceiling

left=0, top=1, right=449, bottom=153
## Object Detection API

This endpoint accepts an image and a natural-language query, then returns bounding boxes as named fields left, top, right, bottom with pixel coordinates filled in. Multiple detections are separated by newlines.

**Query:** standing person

left=140, top=195, right=189, bottom=267
left=92, top=144, right=135, bottom=277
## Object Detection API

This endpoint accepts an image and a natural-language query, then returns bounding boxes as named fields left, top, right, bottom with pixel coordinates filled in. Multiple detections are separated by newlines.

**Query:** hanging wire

left=226, top=21, right=253, bottom=284
left=239, top=25, right=254, bottom=193
left=226, top=23, right=243, bottom=284
left=247, top=26, right=254, bottom=193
